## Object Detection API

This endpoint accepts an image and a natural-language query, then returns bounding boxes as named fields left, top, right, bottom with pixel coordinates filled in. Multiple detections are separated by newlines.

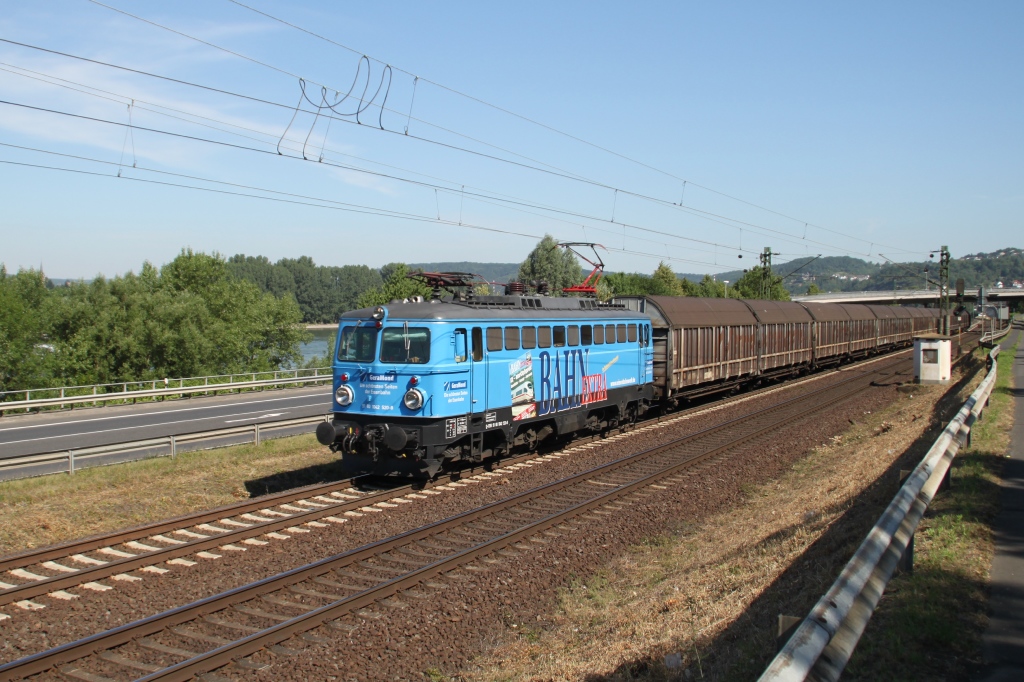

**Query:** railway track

left=0, top=344, right=935, bottom=613
left=0, top=352, right=913, bottom=682
left=0, top=338, right=981, bottom=617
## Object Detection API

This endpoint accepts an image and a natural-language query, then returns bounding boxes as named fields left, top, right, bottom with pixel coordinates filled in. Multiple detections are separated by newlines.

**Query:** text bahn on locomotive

left=315, top=273, right=655, bottom=478
left=316, top=272, right=970, bottom=479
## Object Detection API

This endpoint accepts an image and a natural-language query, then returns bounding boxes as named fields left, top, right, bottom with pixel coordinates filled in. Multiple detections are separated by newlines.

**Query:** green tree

left=806, top=283, right=821, bottom=295
left=516, top=235, right=584, bottom=295
left=0, top=266, right=54, bottom=391
left=732, top=266, right=791, bottom=300
left=650, top=262, right=685, bottom=296
left=357, top=263, right=432, bottom=307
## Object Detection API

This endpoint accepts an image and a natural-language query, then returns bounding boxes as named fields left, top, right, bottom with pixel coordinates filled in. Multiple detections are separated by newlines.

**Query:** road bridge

left=792, top=288, right=1024, bottom=305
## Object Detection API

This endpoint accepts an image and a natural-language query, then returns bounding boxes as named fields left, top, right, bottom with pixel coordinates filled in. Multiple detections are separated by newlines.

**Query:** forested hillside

left=681, top=249, right=1023, bottom=296
left=226, top=255, right=382, bottom=323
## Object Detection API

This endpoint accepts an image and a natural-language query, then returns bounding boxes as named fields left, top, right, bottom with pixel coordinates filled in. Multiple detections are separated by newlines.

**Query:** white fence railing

left=0, top=368, right=331, bottom=413
left=0, top=415, right=331, bottom=480
left=759, top=341, right=1004, bottom=681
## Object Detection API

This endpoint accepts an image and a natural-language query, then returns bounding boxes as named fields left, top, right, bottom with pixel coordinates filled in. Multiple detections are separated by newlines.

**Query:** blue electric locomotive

left=316, top=291, right=655, bottom=477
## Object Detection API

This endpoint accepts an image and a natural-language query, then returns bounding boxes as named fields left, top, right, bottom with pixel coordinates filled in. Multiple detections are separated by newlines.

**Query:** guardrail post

left=170, top=435, right=176, bottom=458
left=254, top=423, right=261, bottom=446
left=776, top=615, right=801, bottom=653
left=68, top=450, right=75, bottom=475
left=60, top=387, right=65, bottom=410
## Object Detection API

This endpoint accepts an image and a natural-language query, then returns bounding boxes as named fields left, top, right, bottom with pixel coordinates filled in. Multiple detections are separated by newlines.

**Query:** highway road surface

left=0, top=386, right=333, bottom=479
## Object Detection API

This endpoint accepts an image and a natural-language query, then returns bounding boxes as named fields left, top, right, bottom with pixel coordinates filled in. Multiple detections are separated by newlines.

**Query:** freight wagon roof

left=644, top=296, right=759, bottom=327
left=905, top=307, right=931, bottom=319
left=836, top=303, right=877, bottom=321
left=741, top=300, right=813, bottom=324
left=865, top=304, right=900, bottom=319
left=798, top=301, right=852, bottom=322
left=340, top=297, right=648, bottom=322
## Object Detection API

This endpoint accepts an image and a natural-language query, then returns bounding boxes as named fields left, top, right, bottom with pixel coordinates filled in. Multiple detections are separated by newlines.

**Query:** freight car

left=316, top=283, right=962, bottom=478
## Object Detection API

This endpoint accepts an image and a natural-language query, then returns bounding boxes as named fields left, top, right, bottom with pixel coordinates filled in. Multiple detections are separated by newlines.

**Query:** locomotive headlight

left=335, top=384, right=354, bottom=406
left=402, top=387, right=425, bottom=411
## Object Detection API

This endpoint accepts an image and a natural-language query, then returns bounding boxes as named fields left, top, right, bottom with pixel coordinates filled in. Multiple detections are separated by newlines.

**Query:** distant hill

left=409, top=262, right=520, bottom=284
left=679, top=249, right=1023, bottom=296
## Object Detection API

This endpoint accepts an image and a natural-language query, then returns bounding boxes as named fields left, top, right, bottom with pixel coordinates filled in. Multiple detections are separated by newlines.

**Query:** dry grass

left=459, top=365, right=986, bottom=681
left=842, top=335, right=1018, bottom=681
left=0, top=434, right=343, bottom=556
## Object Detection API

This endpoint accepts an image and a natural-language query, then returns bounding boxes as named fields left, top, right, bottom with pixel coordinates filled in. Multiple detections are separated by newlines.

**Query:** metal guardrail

left=0, top=369, right=331, bottom=413
left=0, top=415, right=332, bottom=480
left=980, top=322, right=1013, bottom=345
left=759, top=340, right=1004, bottom=681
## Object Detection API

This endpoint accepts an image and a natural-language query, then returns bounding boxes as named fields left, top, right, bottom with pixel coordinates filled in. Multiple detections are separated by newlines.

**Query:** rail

left=758, top=341, right=1004, bottom=682
left=0, top=368, right=331, bottom=413
left=0, top=415, right=331, bottom=479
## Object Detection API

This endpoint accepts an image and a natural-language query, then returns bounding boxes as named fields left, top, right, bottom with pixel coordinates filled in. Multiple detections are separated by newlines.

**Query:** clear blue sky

left=1, top=1, right=1021, bottom=279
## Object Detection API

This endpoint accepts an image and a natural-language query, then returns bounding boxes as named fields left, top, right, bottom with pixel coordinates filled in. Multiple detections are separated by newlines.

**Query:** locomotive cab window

left=505, top=326, right=521, bottom=351
left=380, top=326, right=430, bottom=364
left=522, top=326, right=537, bottom=349
left=337, top=326, right=377, bottom=363
left=486, top=327, right=504, bottom=352
left=628, top=324, right=638, bottom=343
left=553, top=326, right=566, bottom=347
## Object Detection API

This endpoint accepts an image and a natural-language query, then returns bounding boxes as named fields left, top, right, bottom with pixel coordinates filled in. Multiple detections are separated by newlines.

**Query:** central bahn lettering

left=536, top=349, right=608, bottom=416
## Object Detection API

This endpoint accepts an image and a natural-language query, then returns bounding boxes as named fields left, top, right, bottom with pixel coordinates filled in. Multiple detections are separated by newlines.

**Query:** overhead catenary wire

left=219, top=0, right=907, bottom=254
left=62, top=6, right=910, bottom=256
left=0, top=38, right=881, bottom=260
left=0, top=155, right=725, bottom=271
left=0, top=96, right=767, bottom=259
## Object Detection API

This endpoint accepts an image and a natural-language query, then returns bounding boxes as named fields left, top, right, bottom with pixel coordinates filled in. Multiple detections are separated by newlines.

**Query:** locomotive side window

left=617, top=324, right=627, bottom=343
left=581, top=325, right=593, bottom=346
left=337, top=326, right=377, bottom=363
left=553, top=326, right=566, bottom=347
left=538, top=326, right=552, bottom=348
left=522, top=326, right=537, bottom=349
left=472, top=327, right=483, bottom=361
left=628, top=324, right=638, bottom=343
left=593, top=325, right=604, bottom=344
left=606, top=324, right=616, bottom=343
left=505, top=326, right=521, bottom=351
left=486, top=327, right=503, bottom=352
left=380, top=326, right=430, bottom=364
left=568, top=325, right=580, bottom=346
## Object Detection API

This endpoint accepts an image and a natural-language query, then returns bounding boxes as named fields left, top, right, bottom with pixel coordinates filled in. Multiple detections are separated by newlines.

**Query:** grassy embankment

left=0, top=434, right=341, bottom=556
left=842, top=328, right=1019, bottom=680
left=458, top=348, right=996, bottom=681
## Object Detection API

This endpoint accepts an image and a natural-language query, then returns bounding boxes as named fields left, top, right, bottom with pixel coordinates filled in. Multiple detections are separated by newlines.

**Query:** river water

left=299, top=327, right=336, bottom=364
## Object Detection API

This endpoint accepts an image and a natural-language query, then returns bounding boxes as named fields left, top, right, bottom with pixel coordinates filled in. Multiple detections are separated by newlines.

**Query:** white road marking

left=0, top=392, right=330, bottom=434
left=0, top=408, right=307, bottom=446
left=224, top=412, right=285, bottom=424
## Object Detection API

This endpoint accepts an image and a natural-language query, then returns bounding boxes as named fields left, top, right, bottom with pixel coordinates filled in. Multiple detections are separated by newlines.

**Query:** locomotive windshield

left=337, top=326, right=377, bottom=363
left=380, top=326, right=430, bottom=364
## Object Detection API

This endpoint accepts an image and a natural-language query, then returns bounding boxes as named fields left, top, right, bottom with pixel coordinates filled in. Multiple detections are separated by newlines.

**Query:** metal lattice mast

left=760, top=247, right=773, bottom=299
left=939, top=245, right=951, bottom=334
